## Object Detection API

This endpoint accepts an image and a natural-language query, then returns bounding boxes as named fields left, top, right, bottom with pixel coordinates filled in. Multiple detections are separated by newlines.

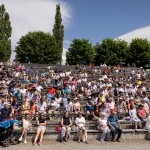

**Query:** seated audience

left=108, top=110, right=122, bottom=142
left=33, top=113, right=47, bottom=146
left=19, top=114, right=31, bottom=143
left=137, top=104, right=148, bottom=122
left=60, top=111, right=72, bottom=143
left=75, top=112, right=88, bottom=144
left=97, top=112, right=110, bottom=142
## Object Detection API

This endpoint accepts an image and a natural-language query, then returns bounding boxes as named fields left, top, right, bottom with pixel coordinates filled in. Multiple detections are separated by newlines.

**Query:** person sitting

left=145, top=115, right=150, bottom=132
left=0, top=102, right=12, bottom=121
left=116, top=97, right=127, bottom=116
left=60, top=111, right=72, bottom=143
left=97, top=112, right=111, bottom=142
left=141, top=99, right=149, bottom=114
left=47, top=85, right=56, bottom=103
left=63, top=86, right=70, bottom=95
left=75, top=112, right=88, bottom=144
left=73, top=98, right=81, bottom=115
left=90, top=106, right=100, bottom=121
left=64, top=98, right=73, bottom=114
left=129, top=105, right=141, bottom=122
left=15, top=89, right=23, bottom=105
left=108, top=110, right=122, bottom=142
left=86, top=98, right=94, bottom=114
left=19, top=114, right=31, bottom=143
left=37, top=97, right=47, bottom=114
left=137, top=104, right=148, bottom=122
left=30, top=101, right=38, bottom=115
left=0, top=98, right=5, bottom=110
left=11, top=97, right=20, bottom=115
left=33, top=113, right=47, bottom=146
left=48, top=98, right=59, bottom=120
left=21, top=99, right=30, bottom=114
left=106, top=98, right=115, bottom=112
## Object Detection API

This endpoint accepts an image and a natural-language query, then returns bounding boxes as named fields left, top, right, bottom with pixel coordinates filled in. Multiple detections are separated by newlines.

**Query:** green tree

left=15, top=31, right=59, bottom=64
left=0, top=4, right=12, bottom=61
left=95, top=39, right=116, bottom=65
left=94, top=38, right=128, bottom=66
left=66, top=39, right=95, bottom=65
left=53, top=4, right=64, bottom=64
left=113, top=39, right=129, bottom=65
left=129, top=38, right=150, bottom=67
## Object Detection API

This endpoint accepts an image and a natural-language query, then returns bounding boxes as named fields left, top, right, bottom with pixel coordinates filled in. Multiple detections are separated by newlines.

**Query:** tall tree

left=0, top=4, right=12, bottom=61
left=66, top=39, right=95, bottom=65
left=53, top=4, right=64, bottom=64
left=95, top=39, right=117, bottom=65
left=129, top=38, right=150, bottom=67
left=15, top=31, right=58, bottom=64
left=94, top=38, right=128, bottom=66
left=113, top=39, right=129, bottom=65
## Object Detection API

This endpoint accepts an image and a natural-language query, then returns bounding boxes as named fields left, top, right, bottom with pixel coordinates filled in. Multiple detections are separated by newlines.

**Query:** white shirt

left=129, top=109, right=138, bottom=119
left=36, top=85, right=43, bottom=92
left=0, top=101, right=4, bottom=109
left=75, top=117, right=85, bottom=128
left=98, top=117, right=107, bottom=127
left=20, top=88, right=27, bottom=94
left=65, top=102, right=73, bottom=112
left=15, top=72, right=20, bottom=77
left=38, top=102, right=47, bottom=112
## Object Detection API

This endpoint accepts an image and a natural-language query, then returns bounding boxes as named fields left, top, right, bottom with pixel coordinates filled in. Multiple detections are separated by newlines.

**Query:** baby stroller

left=0, top=119, right=21, bottom=147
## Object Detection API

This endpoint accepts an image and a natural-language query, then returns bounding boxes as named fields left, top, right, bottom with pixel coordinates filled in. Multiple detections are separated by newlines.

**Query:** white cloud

left=0, top=0, right=71, bottom=60
left=116, top=26, right=150, bottom=43
left=62, top=40, right=71, bottom=65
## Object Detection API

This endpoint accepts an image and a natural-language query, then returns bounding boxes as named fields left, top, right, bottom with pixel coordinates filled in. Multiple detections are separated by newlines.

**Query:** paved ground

left=3, top=139, right=150, bottom=150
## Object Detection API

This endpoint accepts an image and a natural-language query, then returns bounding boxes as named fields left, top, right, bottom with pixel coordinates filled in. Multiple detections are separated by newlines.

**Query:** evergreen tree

left=53, top=4, right=64, bottom=64
left=0, top=4, right=12, bottom=61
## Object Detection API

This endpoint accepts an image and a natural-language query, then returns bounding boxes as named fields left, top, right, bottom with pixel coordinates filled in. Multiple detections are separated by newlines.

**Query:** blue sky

left=1, top=0, right=150, bottom=62
left=64, top=0, right=150, bottom=44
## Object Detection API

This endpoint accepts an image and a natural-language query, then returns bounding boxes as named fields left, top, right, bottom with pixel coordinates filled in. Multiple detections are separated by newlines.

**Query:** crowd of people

left=0, top=62, right=150, bottom=145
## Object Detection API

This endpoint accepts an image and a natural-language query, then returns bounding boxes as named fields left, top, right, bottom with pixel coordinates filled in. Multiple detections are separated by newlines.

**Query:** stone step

left=21, top=129, right=150, bottom=140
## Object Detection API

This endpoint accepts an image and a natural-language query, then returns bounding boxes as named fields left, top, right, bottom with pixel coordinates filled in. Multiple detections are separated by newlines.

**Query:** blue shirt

left=108, top=115, right=119, bottom=127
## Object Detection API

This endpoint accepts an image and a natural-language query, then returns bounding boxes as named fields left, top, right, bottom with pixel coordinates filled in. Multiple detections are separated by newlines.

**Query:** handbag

left=55, top=123, right=62, bottom=132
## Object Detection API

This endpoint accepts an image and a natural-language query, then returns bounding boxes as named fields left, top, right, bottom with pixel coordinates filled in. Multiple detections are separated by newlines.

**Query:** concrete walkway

left=4, top=139, right=150, bottom=150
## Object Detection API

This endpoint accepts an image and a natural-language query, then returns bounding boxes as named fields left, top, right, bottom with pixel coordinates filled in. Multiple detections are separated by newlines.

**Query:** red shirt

left=137, top=108, right=147, bottom=119
left=49, top=87, right=56, bottom=95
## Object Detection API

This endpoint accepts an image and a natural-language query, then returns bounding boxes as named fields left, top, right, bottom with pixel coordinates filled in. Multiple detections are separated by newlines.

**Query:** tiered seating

left=12, top=65, right=150, bottom=140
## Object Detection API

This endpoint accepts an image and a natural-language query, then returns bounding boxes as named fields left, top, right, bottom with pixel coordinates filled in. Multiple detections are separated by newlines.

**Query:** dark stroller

left=0, top=119, right=21, bottom=147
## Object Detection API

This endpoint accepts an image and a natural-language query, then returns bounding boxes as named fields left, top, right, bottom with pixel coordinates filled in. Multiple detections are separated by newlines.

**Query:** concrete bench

left=26, top=129, right=136, bottom=141
left=119, top=120, right=143, bottom=129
